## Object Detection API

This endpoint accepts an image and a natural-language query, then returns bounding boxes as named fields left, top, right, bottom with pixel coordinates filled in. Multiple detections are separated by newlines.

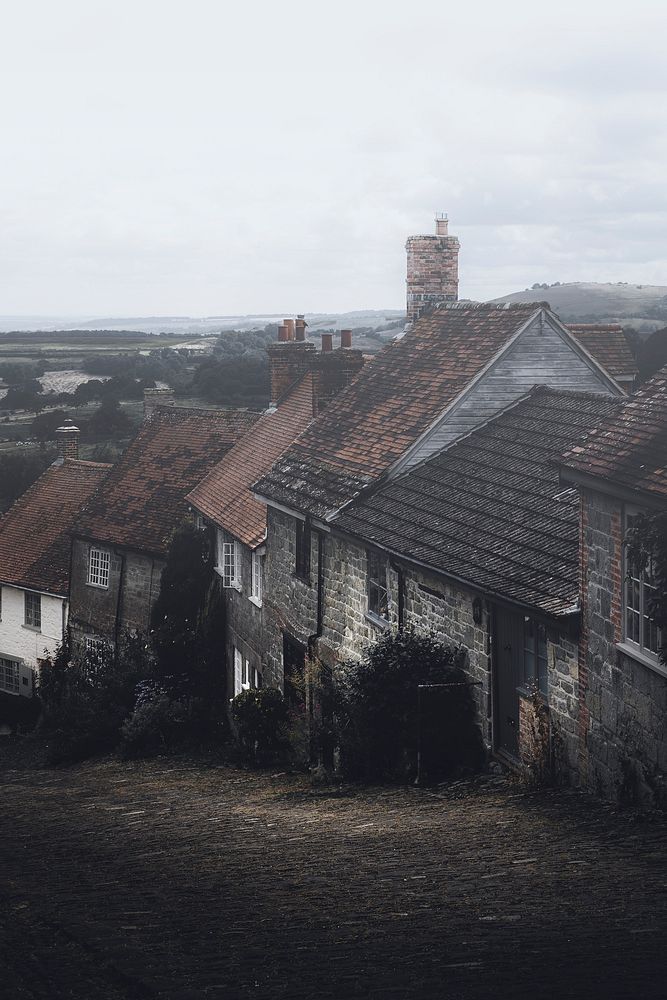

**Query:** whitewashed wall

left=0, top=584, right=65, bottom=667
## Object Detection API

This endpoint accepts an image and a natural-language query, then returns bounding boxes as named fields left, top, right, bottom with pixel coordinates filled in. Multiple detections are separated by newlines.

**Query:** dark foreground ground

left=0, top=741, right=665, bottom=1000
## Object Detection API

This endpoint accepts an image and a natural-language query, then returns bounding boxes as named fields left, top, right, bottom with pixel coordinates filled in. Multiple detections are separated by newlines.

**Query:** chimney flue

left=321, top=333, right=333, bottom=353
left=295, top=317, right=307, bottom=341
left=284, top=319, right=295, bottom=341
left=278, top=324, right=289, bottom=342
left=55, top=419, right=80, bottom=461
left=340, top=329, right=352, bottom=348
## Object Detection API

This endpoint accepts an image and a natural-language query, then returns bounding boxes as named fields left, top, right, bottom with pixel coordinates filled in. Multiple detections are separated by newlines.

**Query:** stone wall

left=69, top=538, right=164, bottom=647
left=580, top=489, right=667, bottom=807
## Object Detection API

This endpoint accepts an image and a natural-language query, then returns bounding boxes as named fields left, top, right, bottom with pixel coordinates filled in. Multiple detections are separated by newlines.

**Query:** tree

left=30, top=409, right=70, bottom=441
left=83, top=398, right=134, bottom=441
left=626, top=511, right=667, bottom=664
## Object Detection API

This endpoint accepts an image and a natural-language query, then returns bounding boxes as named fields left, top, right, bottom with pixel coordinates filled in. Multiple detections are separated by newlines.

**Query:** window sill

left=86, top=581, right=109, bottom=591
left=365, top=612, right=391, bottom=632
left=248, top=595, right=263, bottom=609
left=616, top=641, right=667, bottom=678
left=292, top=572, right=312, bottom=587
left=22, top=625, right=41, bottom=634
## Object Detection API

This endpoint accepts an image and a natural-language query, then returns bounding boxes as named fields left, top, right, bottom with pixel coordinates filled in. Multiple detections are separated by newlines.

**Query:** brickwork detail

left=406, top=221, right=460, bottom=326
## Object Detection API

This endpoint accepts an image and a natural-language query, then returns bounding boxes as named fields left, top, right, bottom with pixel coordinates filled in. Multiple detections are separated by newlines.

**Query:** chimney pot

left=435, top=213, right=449, bottom=236
left=284, top=319, right=295, bottom=341
left=295, top=317, right=307, bottom=342
left=55, top=419, right=80, bottom=461
left=278, top=324, right=289, bottom=342
left=340, top=329, right=352, bottom=348
left=321, top=333, right=333, bottom=353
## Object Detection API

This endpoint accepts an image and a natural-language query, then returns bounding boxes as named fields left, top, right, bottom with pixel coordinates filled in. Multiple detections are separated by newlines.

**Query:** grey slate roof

left=335, top=387, right=622, bottom=617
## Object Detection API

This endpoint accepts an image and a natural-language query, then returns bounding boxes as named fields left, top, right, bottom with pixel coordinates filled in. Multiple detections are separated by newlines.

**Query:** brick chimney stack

left=406, top=214, right=460, bottom=328
left=340, top=329, right=353, bottom=348
left=55, top=419, right=80, bottom=461
left=144, top=387, right=176, bottom=420
left=266, top=320, right=316, bottom=406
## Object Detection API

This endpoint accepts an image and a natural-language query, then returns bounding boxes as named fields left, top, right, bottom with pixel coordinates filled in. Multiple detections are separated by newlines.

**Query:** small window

left=295, top=519, right=311, bottom=580
left=523, top=617, right=548, bottom=696
left=85, top=636, right=107, bottom=660
left=251, top=550, right=263, bottom=605
left=232, top=646, right=261, bottom=698
left=625, top=510, right=663, bottom=659
left=0, top=656, right=20, bottom=694
left=367, top=551, right=389, bottom=620
left=88, top=547, right=110, bottom=589
left=216, top=531, right=241, bottom=589
left=24, top=592, right=41, bottom=630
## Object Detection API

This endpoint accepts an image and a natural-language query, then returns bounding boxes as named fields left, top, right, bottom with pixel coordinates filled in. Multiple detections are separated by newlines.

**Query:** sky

left=1, top=0, right=666, bottom=316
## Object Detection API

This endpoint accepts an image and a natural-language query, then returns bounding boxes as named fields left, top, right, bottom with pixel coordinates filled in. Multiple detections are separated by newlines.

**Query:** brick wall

left=579, top=489, right=667, bottom=807
left=406, top=233, right=460, bottom=326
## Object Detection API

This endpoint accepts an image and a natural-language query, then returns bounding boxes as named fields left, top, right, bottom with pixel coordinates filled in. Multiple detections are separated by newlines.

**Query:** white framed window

left=85, top=636, right=107, bottom=659
left=24, top=591, right=41, bottom=630
left=0, top=656, right=20, bottom=695
left=88, top=547, right=110, bottom=589
left=624, top=509, right=663, bottom=661
left=232, top=646, right=262, bottom=698
left=216, top=530, right=241, bottom=590
left=250, top=550, right=263, bottom=605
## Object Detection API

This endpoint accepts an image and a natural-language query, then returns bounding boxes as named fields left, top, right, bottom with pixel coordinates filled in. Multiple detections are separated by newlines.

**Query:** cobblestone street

left=0, top=746, right=665, bottom=999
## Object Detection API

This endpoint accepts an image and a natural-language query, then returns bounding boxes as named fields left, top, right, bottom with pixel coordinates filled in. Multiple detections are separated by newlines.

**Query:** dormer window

left=88, top=547, right=110, bottom=589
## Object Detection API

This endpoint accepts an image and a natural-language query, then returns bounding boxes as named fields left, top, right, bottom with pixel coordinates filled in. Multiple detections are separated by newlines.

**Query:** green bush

left=231, top=688, right=290, bottom=765
left=119, top=680, right=186, bottom=759
left=38, top=634, right=150, bottom=765
left=334, top=628, right=484, bottom=783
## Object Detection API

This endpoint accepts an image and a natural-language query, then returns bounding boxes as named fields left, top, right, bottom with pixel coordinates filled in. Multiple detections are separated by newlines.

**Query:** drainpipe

left=307, top=531, right=327, bottom=767
left=113, top=552, right=127, bottom=664
left=391, top=562, right=405, bottom=630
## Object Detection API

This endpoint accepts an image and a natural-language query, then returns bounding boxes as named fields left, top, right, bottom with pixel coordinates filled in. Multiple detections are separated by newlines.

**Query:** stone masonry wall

left=580, top=489, right=667, bottom=807
left=69, top=538, right=164, bottom=648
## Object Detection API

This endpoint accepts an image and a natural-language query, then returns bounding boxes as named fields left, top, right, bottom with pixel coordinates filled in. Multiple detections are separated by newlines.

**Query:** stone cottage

left=253, top=301, right=624, bottom=698
left=0, top=423, right=110, bottom=695
left=559, top=366, right=667, bottom=806
left=68, top=401, right=259, bottom=656
left=186, top=320, right=365, bottom=701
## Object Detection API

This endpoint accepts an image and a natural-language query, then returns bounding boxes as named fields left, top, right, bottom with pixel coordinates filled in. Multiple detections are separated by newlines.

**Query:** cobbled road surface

left=0, top=747, right=665, bottom=1000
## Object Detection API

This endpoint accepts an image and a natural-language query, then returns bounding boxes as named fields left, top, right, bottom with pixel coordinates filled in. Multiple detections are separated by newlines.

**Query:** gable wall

left=0, top=584, right=64, bottom=668
left=402, top=314, right=618, bottom=471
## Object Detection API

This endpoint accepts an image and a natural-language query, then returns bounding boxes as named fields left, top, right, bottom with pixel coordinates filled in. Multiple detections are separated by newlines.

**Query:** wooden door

left=494, top=610, right=524, bottom=759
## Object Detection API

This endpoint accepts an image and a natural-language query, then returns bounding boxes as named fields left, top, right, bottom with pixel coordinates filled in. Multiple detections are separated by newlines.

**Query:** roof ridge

left=437, top=301, right=546, bottom=311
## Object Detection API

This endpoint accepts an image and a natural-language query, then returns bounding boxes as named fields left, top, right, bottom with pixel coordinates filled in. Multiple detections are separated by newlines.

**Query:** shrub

left=230, top=688, right=290, bottom=765
left=38, top=633, right=150, bottom=765
left=334, top=628, right=484, bottom=783
left=119, top=680, right=186, bottom=759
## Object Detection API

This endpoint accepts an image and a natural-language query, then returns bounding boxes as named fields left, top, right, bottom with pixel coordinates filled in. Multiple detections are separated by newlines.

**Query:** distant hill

left=491, top=283, right=667, bottom=337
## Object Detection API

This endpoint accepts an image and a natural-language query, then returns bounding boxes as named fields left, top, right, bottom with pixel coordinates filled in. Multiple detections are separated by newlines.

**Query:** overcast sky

left=1, top=0, right=666, bottom=316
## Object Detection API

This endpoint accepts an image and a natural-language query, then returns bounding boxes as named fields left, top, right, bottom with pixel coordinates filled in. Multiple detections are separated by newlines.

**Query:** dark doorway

left=494, top=610, right=524, bottom=758
left=283, top=634, right=306, bottom=707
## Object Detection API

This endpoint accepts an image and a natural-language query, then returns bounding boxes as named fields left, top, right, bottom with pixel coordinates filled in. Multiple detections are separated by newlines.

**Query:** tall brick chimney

left=55, top=419, right=80, bottom=461
left=144, top=387, right=176, bottom=420
left=405, top=214, right=460, bottom=327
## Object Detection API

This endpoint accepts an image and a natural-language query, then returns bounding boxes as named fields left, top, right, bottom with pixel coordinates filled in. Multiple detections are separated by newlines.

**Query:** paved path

left=0, top=748, right=665, bottom=999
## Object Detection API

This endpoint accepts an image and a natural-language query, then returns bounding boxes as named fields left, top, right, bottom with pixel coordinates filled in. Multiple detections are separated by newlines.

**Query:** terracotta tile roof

left=336, top=388, right=622, bottom=617
left=187, top=375, right=315, bottom=548
left=561, top=366, right=667, bottom=501
left=75, top=406, right=260, bottom=555
left=0, top=459, right=111, bottom=596
left=254, top=303, right=543, bottom=519
left=567, top=324, right=637, bottom=383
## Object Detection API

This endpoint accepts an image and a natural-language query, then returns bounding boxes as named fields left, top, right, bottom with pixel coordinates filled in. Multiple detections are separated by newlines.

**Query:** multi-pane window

left=625, top=511, right=662, bottom=659
left=367, top=551, right=389, bottom=620
left=251, top=550, right=263, bottom=604
left=24, top=591, right=41, bottom=630
left=232, top=646, right=262, bottom=697
left=88, top=547, right=110, bottom=588
left=216, top=530, right=241, bottom=589
left=85, top=636, right=106, bottom=660
left=0, top=656, right=20, bottom=694
left=523, top=617, right=548, bottom=696
left=295, top=519, right=311, bottom=580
